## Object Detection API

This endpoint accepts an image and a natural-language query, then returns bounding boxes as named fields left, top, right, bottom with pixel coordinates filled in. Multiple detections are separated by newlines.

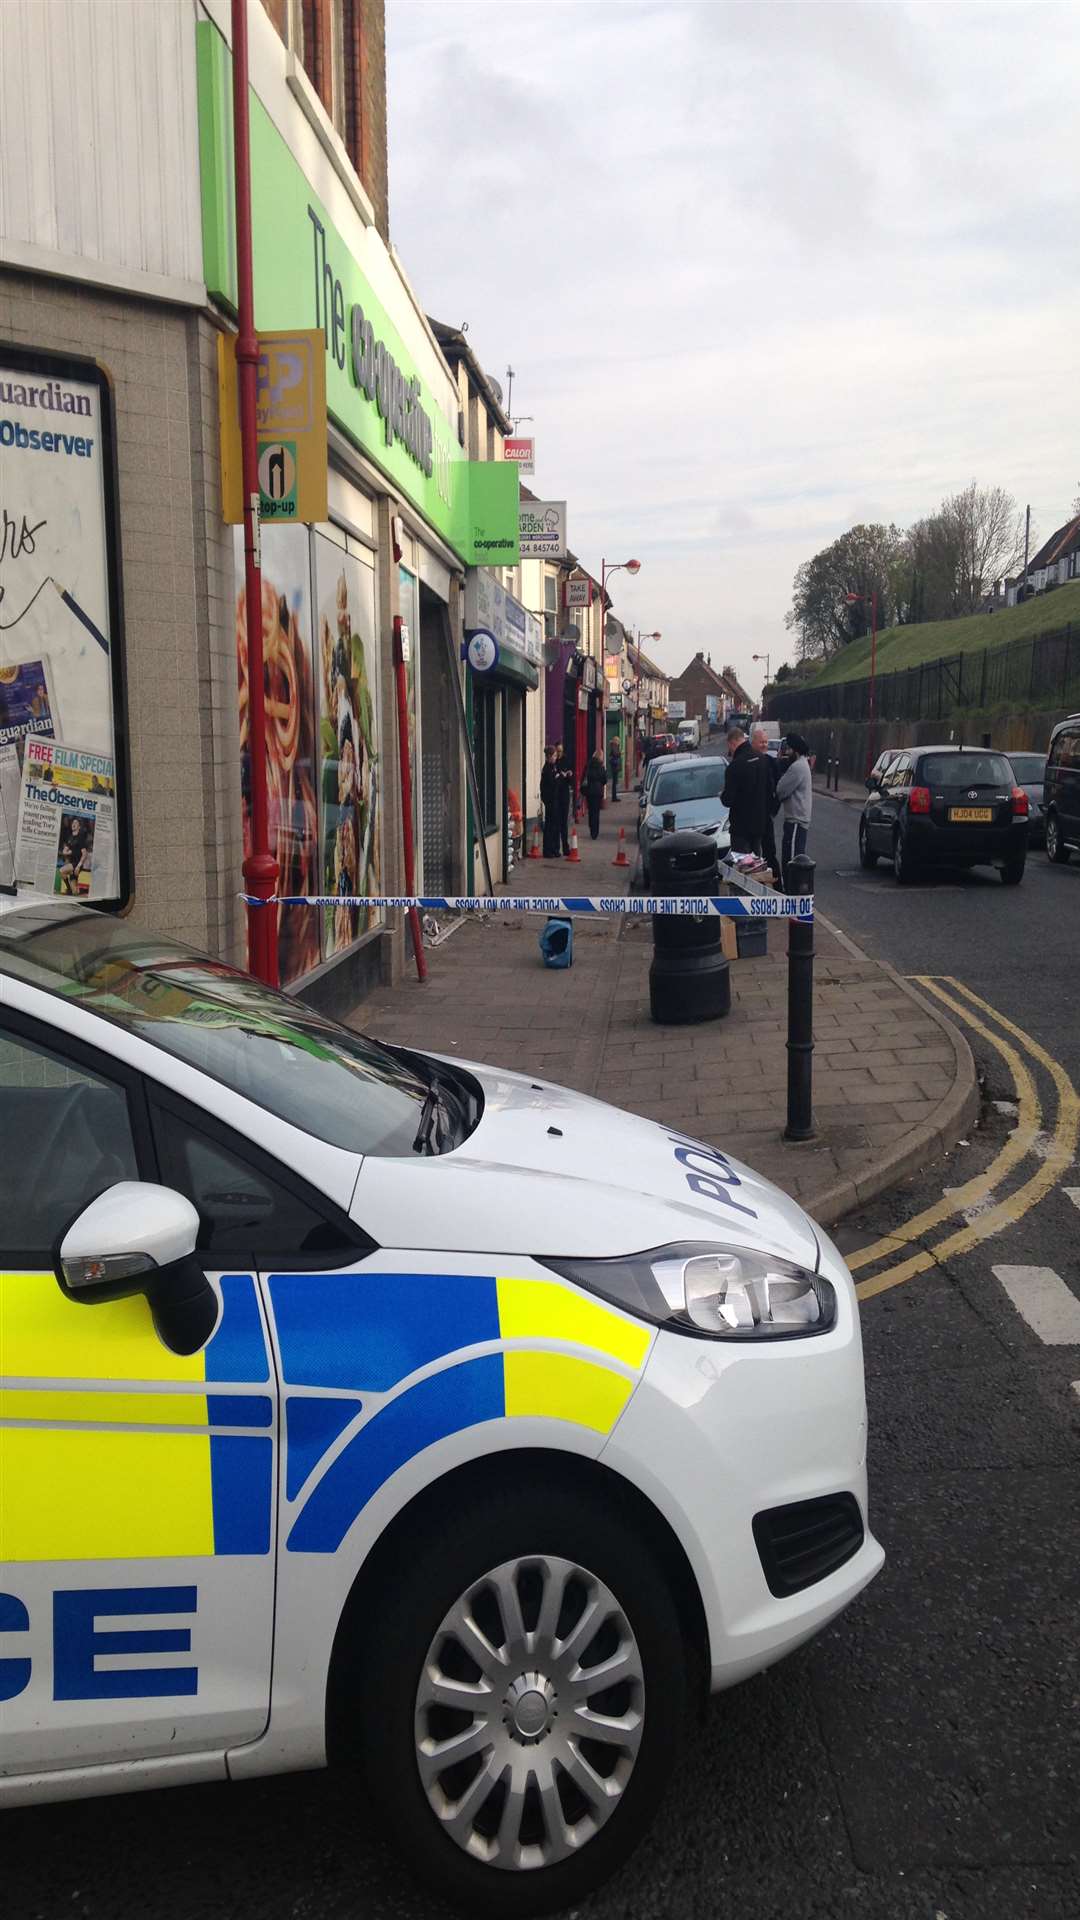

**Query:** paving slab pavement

left=349, top=787, right=978, bottom=1225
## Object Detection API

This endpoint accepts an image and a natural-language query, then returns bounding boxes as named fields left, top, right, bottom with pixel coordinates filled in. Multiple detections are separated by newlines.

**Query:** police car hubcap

left=414, top=1554, right=645, bottom=1869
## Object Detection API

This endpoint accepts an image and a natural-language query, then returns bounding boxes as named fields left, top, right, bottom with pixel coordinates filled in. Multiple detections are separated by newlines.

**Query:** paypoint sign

left=218, top=329, right=327, bottom=523
left=197, top=23, right=518, bottom=564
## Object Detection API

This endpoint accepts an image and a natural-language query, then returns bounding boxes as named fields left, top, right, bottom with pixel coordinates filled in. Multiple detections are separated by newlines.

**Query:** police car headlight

left=544, top=1242, right=836, bottom=1340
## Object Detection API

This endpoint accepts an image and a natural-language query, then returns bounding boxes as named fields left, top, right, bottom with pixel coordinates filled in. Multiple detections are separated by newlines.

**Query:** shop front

left=463, top=572, right=540, bottom=885
left=195, top=19, right=519, bottom=1004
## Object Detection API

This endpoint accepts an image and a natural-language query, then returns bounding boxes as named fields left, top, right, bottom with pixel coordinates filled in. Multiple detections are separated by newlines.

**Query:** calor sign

left=503, top=437, right=534, bottom=473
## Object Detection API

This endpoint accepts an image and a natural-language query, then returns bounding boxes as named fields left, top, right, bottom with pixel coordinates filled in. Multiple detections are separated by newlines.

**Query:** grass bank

left=805, top=582, right=1080, bottom=689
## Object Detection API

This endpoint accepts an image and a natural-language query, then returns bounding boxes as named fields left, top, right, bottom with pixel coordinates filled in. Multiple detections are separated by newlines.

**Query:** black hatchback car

left=859, top=745, right=1029, bottom=885
left=1044, top=713, right=1080, bottom=864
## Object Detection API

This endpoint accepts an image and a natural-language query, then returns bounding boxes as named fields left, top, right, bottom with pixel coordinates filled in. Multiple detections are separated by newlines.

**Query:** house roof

left=626, top=641, right=665, bottom=680
left=672, top=652, right=729, bottom=693
left=426, top=317, right=514, bottom=434
left=1028, top=515, right=1080, bottom=573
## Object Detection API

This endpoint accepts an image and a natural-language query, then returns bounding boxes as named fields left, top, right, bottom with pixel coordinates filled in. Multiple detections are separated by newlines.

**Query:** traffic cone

left=566, top=822, right=582, bottom=864
left=612, top=827, right=630, bottom=868
left=527, top=817, right=543, bottom=860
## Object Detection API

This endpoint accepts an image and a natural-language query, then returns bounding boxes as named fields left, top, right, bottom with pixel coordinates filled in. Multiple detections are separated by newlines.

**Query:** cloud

left=386, top=0, right=1080, bottom=689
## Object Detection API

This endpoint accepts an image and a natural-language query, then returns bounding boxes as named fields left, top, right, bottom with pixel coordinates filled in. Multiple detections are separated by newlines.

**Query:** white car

left=0, top=902, right=882, bottom=1915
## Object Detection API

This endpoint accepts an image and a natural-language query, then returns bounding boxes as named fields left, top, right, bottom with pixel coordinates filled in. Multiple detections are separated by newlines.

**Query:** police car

left=0, top=902, right=882, bottom=1914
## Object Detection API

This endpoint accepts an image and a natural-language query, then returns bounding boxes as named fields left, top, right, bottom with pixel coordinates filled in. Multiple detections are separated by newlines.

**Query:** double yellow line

left=851, top=978, right=1080, bottom=1301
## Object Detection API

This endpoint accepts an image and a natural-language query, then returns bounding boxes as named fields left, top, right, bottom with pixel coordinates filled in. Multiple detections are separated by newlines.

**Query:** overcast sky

left=386, top=0, right=1079, bottom=697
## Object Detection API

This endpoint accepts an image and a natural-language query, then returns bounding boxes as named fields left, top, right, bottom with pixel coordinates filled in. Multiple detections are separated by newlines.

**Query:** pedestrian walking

left=539, top=744, right=562, bottom=858
left=751, top=725, right=781, bottom=882
left=581, top=751, right=607, bottom=839
left=608, top=734, right=622, bottom=800
left=775, top=731, right=813, bottom=884
left=554, top=742, right=573, bottom=855
left=721, top=723, right=768, bottom=854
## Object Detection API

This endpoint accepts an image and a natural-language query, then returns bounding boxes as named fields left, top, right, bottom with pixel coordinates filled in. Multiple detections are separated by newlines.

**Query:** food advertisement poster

left=314, top=533, right=380, bottom=958
left=234, top=525, right=320, bottom=985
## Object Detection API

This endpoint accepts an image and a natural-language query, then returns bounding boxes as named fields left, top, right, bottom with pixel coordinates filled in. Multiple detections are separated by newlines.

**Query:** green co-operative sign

left=196, top=23, right=518, bottom=565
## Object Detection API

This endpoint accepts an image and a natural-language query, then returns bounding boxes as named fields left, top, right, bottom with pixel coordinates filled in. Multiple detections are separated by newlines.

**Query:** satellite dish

left=487, top=376, right=504, bottom=407
left=543, top=635, right=562, bottom=669
left=559, top=623, right=581, bottom=643
left=604, top=623, right=623, bottom=657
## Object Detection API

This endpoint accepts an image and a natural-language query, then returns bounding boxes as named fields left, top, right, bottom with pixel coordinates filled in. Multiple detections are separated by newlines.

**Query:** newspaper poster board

left=0, top=351, right=126, bottom=901
left=14, top=737, right=117, bottom=900
left=0, top=741, right=21, bottom=887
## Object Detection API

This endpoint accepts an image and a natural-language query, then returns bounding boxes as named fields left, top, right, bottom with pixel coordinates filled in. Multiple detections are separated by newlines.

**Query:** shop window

left=473, top=682, right=498, bottom=833
left=300, top=0, right=345, bottom=136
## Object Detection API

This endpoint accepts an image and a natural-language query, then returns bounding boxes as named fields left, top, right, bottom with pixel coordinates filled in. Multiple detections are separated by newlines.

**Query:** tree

left=785, top=523, right=904, bottom=660
left=946, top=481, right=1025, bottom=613
left=901, top=484, right=1028, bottom=622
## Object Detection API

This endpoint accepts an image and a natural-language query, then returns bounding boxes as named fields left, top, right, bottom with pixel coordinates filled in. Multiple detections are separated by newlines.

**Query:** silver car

left=638, top=755, right=730, bottom=885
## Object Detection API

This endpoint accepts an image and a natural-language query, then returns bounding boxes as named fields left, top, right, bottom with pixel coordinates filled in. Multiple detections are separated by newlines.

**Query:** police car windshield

left=0, top=906, right=435, bottom=1157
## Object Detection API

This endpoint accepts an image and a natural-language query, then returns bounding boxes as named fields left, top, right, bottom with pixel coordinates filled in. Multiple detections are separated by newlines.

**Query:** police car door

left=0, top=1015, right=276, bottom=1780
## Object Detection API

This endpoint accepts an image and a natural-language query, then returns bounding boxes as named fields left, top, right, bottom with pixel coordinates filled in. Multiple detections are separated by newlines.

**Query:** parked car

left=858, top=745, right=1029, bottom=885
left=0, top=899, right=881, bottom=1913
left=1005, top=751, right=1050, bottom=846
left=1044, top=713, right=1080, bottom=864
left=865, top=747, right=904, bottom=789
left=637, top=749, right=682, bottom=809
left=638, top=754, right=730, bottom=885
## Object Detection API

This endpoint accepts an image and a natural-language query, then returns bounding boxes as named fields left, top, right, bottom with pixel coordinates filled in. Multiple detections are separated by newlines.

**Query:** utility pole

left=232, top=0, right=278, bottom=984
left=1023, top=503, right=1031, bottom=597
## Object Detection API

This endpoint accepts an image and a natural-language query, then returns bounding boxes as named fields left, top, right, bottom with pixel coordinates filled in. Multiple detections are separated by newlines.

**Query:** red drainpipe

left=392, top=615, right=427, bottom=983
left=232, top=0, right=278, bottom=985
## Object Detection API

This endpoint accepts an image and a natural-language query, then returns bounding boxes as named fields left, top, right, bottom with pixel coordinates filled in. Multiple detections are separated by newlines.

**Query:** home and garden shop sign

left=196, top=23, right=518, bottom=566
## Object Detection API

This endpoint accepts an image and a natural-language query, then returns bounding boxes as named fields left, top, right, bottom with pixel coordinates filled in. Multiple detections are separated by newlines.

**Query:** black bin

left=649, top=829, right=731, bottom=1023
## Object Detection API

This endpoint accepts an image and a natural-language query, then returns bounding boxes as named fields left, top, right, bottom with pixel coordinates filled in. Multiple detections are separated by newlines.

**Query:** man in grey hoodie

left=775, top=733, right=813, bottom=886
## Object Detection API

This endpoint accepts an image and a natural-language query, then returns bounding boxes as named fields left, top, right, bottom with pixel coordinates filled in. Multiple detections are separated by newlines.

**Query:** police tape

left=242, top=893, right=815, bottom=919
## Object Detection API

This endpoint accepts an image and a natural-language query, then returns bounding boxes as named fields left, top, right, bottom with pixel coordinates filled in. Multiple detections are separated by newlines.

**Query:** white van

left=676, top=717, right=701, bottom=751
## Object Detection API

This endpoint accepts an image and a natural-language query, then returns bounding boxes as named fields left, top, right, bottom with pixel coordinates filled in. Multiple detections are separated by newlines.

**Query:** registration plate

left=949, top=806, right=993, bottom=823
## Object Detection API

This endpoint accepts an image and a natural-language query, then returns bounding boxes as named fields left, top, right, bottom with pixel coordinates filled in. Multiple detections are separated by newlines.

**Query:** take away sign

left=219, top=329, right=328, bottom=524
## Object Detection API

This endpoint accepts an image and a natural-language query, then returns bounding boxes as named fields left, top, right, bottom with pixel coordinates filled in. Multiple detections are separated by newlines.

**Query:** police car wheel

left=356, top=1486, right=687, bottom=1914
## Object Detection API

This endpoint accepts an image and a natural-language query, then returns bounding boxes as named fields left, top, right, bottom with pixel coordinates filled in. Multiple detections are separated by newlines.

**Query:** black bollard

left=784, top=854, right=815, bottom=1140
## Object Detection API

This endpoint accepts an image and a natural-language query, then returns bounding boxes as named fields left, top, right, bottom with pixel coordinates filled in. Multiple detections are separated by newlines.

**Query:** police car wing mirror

left=56, top=1181, right=219, bottom=1357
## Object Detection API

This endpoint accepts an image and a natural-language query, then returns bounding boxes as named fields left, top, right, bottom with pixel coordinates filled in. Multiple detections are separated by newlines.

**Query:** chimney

left=696, top=649, right=704, bottom=660
left=707, top=652, right=712, bottom=667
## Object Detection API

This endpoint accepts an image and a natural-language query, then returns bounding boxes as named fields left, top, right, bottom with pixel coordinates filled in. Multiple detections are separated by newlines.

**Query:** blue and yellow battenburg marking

left=273, top=1271, right=653, bottom=1555
left=0, top=1273, right=272, bottom=1563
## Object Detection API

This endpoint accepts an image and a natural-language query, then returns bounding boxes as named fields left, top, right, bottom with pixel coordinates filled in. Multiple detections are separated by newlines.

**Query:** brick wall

left=669, top=654, right=726, bottom=719
left=346, top=0, right=389, bottom=242
left=0, top=270, right=244, bottom=964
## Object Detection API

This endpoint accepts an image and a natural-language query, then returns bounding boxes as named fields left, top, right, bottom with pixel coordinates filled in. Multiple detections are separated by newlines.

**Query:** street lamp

left=632, top=628, right=661, bottom=774
left=752, top=652, right=771, bottom=706
left=597, top=558, right=641, bottom=758
left=845, top=590, right=879, bottom=774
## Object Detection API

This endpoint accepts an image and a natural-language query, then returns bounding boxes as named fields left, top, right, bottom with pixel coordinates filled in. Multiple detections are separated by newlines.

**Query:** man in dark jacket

left=752, top=725, right=781, bottom=880
left=539, top=745, right=561, bottom=857
left=721, top=725, right=767, bottom=854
